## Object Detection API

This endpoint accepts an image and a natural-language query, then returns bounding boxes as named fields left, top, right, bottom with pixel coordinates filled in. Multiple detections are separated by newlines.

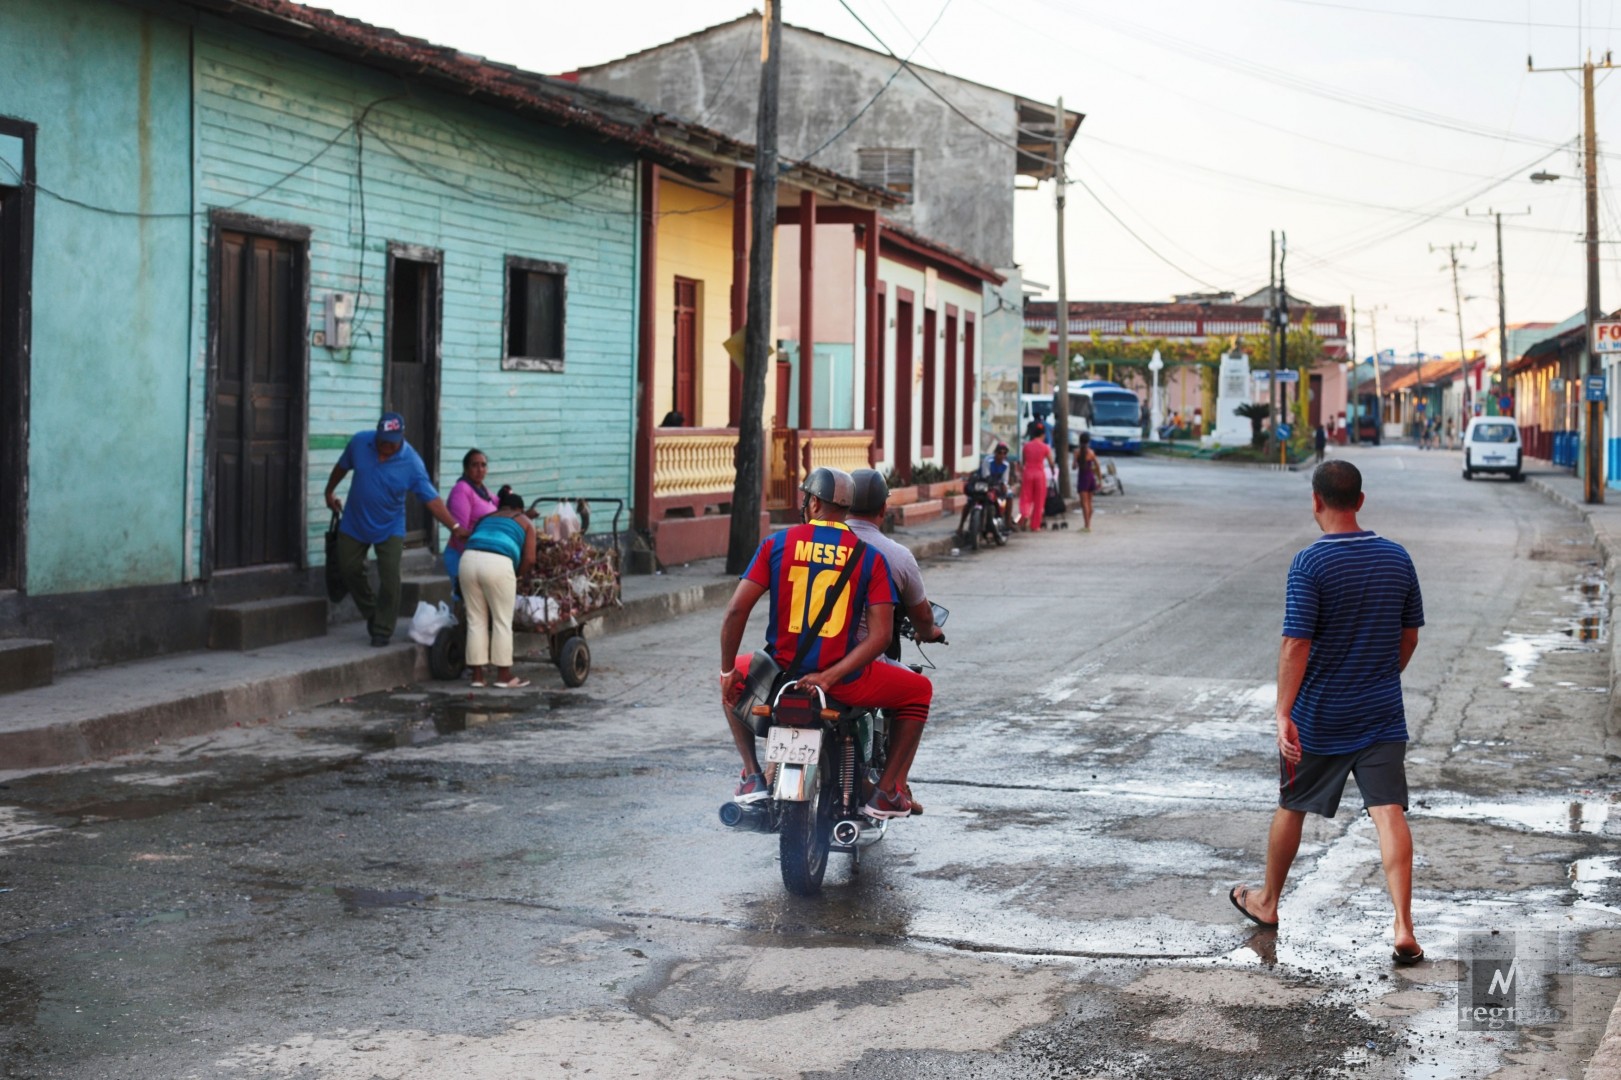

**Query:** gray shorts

left=1279, top=740, right=1408, bottom=818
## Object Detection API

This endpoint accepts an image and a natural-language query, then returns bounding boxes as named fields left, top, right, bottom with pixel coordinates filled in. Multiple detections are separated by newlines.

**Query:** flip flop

left=1228, top=885, right=1279, bottom=929
left=494, top=678, right=531, bottom=689
left=469, top=680, right=486, bottom=689
left=1392, top=946, right=1425, bottom=966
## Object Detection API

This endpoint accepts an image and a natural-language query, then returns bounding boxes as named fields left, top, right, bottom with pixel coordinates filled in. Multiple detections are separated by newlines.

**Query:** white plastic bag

left=544, top=501, right=583, bottom=541
left=408, top=600, right=456, bottom=646
left=513, top=595, right=556, bottom=627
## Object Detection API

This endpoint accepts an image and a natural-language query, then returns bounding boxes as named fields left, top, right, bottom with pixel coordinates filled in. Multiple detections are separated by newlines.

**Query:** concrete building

left=573, top=15, right=1081, bottom=449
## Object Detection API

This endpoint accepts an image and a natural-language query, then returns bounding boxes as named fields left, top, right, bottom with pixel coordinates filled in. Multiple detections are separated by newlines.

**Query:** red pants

left=830, top=659, right=932, bottom=726
left=1019, top=471, right=1048, bottom=531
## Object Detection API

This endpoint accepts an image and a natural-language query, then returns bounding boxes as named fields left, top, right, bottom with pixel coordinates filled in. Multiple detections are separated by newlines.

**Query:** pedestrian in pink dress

left=1019, top=422, right=1053, bottom=532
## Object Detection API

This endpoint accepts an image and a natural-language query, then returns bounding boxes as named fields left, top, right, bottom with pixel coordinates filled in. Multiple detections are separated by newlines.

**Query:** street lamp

left=1148, top=349, right=1165, bottom=441
left=1529, top=171, right=1563, bottom=183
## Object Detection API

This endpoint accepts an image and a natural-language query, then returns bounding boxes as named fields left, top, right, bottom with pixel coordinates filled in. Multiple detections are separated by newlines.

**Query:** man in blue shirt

left=1229, top=460, right=1426, bottom=965
left=324, top=413, right=467, bottom=645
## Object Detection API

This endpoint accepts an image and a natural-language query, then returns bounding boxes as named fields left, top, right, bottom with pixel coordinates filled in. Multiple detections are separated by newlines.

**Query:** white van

left=1462, top=416, right=1523, bottom=481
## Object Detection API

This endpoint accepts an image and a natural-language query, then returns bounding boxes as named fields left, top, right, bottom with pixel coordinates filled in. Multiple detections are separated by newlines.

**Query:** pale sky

left=317, top=0, right=1621, bottom=358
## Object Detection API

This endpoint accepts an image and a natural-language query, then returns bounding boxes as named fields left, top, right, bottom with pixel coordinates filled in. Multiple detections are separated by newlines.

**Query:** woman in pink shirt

left=445, top=449, right=499, bottom=597
left=1018, top=421, right=1053, bottom=531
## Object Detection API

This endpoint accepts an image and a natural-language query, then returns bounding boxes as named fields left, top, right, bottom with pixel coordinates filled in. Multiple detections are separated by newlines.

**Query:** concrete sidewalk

left=0, top=512, right=968, bottom=773
left=1523, top=465, right=1621, bottom=1080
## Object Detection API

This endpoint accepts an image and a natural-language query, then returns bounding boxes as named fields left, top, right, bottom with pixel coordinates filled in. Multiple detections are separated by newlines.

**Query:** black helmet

left=848, top=469, right=889, bottom=514
left=800, top=467, right=853, bottom=508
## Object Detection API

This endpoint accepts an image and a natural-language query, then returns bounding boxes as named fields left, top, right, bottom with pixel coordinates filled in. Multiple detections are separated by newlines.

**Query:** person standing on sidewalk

left=325, top=413, right=467, bottom=646
left=1228, top=460, right=1427, bottom=965
left=1018, top=421, right=1053, bottom=532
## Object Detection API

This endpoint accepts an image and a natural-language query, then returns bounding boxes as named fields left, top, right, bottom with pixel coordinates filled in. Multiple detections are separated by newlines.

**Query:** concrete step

left=208, top=598, right=328, bottom=651
left=890, top=498, right=943, bottom=526
left=401, top=575, right=453, bottom=610
left=941, top=493, right=968, bottom=512
left=0, top=638, right=54, bottom=694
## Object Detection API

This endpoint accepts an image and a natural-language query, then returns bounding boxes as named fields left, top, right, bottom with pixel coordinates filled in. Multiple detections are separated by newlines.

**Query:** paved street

left=2, top=448, right=1616, bottom=1079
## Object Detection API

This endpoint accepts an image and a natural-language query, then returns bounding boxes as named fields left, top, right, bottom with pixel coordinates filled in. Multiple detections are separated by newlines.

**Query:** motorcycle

left=720, top=606, right=948, bottom=896
left=961, top=475, right=1010, bottom=551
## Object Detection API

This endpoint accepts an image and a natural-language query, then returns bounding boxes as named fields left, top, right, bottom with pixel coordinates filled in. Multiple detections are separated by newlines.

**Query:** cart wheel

left=429, top=625, right=465, bottom=681
left=558, top=635, right=590, bottom=687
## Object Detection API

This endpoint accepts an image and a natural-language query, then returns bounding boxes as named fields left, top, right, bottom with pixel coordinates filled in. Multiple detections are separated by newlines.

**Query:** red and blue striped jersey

left=742, top=520, right=897, bottom=675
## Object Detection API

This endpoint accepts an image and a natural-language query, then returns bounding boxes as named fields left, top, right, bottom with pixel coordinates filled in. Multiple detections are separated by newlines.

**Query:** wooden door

left=921, top=308, right=937, bottom=453
left=894, top=297, right=914, bottom=479
left=673, top=277, right=697, bottom=424
left=944, top=310, right=958, bottom=473
left=386, top=253, right=440, bottom=546
left=875, top=291, right=888, bottom=454
left=1308, top=373, right=1323, bottom=427
left=212, top=231, right=303, bottom=571
left=963, top=316, right=977, bottom=457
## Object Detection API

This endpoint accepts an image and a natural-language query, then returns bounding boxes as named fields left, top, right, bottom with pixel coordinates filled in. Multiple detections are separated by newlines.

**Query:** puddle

left=334, top=886, right=435, bottom=913
left=1571, top=855, right=1621, bottom=911
left=1492, top=573, right=1608, bottom=688
left=362, top=705, right=526, bottom=749
left=1414, top=796, right=1611, bottom=835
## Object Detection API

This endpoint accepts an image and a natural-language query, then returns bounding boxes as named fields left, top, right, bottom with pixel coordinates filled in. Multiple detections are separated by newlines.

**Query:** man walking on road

left=325, top=412, right=467, bottom=646
left=1229, top=460, right=1427, bottom=964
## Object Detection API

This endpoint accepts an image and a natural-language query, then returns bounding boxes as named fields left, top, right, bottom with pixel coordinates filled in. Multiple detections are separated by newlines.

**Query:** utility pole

left=1278, top=232, right=1290, bottom=428
left=1431, top=241, right=1477, bottom=451
left=726, top=0, right=782, bottom=573
left=1349, top=295, right=1358, bottom=443
left=1362, top=303, right=1388, bottom=445
left=1267, top=232, right=1279, bottom=445
left=1530, top=51, right=1609, bottom=503
left=1466, top=206, right=1531, bottom=414
left=1052, top=97, right=1073, bottom=500
left=1397, top=314, right=1426, bottom=439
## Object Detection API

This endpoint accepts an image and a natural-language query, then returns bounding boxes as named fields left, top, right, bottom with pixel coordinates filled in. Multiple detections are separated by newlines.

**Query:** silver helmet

left=800, top=466, right=854, bottom=509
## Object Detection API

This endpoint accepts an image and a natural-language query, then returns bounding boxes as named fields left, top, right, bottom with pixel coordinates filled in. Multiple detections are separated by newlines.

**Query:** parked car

left=1462, top=416, right=1523, bottom=481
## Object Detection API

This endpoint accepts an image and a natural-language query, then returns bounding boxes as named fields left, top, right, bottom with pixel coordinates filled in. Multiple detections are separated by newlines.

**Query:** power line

left=800, top=0, right=956, bottom=165
left=1273, top=0, right=1619, bottom=30
left=1066, top=171, right=1227, bottom=290
left=834, top=0, right=1060, bottom=167
left=1034, top=0, right=1574, bottom=151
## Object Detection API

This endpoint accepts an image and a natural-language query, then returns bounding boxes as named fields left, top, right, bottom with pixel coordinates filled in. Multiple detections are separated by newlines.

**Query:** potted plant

left=882, top=466, right=919, bottom=505
left=908, top=462, right=954, bottom=499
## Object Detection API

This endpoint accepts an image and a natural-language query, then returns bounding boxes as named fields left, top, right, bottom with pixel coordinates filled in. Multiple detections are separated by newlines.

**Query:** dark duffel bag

left=324, top=512, right=348, bottom=603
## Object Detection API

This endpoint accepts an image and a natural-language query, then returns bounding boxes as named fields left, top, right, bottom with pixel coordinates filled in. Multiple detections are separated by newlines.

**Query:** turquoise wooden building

left=0, top=0, right=693, bottom=670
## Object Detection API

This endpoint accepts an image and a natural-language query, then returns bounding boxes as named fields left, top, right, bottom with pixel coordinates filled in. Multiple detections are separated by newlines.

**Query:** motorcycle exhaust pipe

left=831, top=819, right=862, bottom=847
left=718, top=801, right=772, bottom=832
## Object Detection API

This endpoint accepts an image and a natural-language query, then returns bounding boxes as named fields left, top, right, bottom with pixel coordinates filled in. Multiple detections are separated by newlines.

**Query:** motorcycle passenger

left=956, top=442, right=1012, bottom=537
left=846, top=468, right=945, bottom=816
left=720, top=467, right=934, bottom=820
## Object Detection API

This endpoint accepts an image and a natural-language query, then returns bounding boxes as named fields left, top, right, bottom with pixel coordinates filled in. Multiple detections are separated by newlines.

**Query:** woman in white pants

left=459, top=487, right=537, bottom=688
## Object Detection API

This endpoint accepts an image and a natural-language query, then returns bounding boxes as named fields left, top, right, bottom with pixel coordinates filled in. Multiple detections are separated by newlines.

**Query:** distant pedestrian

left=1445, top=418, right=1456, bottom=450
left=1073, top=432, right=1100, bottom=532
left=1313, top=423, right=1327, bottom=464
left=460, top=487, right=537, bottom=689
left=1019, top=421, right=1053, bottom=531
left=325, top=413, right=467, bottom=646
left=1228, top=460, right=1426, bottom=965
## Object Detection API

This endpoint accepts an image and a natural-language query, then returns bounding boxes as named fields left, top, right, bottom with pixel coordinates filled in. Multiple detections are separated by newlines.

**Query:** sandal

left=493, top=678, right=531, bottom=689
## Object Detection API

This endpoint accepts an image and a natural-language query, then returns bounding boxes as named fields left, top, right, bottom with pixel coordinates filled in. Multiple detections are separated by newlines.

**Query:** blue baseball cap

left=376, top=412, right=405, bottom=444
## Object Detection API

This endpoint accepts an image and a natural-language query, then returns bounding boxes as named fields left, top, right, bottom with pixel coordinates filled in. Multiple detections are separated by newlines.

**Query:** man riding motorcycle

left=719, top=467, right=934, bottom=820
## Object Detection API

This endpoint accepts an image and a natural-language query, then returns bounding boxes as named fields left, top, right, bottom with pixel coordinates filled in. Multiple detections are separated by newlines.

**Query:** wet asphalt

left=0, top=447, right=1616, bottom=1079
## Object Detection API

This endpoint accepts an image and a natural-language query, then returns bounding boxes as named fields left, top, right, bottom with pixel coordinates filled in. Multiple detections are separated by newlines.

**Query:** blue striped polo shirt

left=1282, top=530, right=1425, bottom=755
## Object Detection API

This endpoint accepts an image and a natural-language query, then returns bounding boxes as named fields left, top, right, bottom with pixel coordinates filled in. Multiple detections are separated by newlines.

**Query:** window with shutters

left=503, top=256, right=567, bottom=372
left=857, top=148, right=916, bottom=204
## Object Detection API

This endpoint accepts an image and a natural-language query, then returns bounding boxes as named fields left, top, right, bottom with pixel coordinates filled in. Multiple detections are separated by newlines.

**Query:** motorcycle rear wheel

left=780, top=755, right=835, bottom=896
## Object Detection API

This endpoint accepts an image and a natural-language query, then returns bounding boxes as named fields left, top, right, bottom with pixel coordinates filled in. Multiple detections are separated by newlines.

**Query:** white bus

left=1019, top=381, right=1144, bottom=454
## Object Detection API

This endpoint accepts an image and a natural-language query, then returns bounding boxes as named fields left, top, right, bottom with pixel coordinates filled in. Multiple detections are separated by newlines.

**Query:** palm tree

left=1234, top=402, right=1271, bottom=449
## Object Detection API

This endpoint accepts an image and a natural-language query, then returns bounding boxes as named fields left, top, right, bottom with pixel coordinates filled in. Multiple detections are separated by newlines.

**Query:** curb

left=0, top=647, right=420, bottom=773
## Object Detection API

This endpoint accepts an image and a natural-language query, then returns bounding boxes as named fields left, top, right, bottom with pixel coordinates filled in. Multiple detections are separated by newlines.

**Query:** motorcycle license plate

left=765, top=726, right=822, bottom=765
